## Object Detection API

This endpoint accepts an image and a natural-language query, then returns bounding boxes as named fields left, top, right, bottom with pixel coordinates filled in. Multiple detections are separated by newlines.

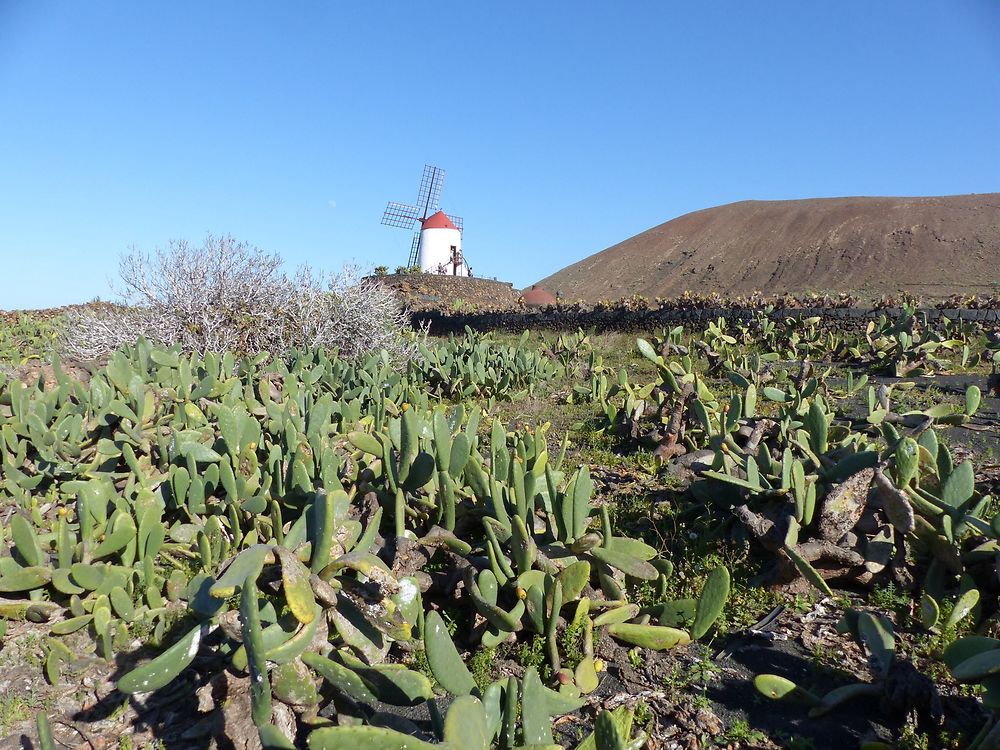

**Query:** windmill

left=381, top=165, right=469, bottom=276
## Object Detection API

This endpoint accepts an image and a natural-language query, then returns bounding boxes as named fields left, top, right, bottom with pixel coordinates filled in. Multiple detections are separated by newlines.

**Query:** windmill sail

left=445, top=213, right=464, bottom=234
left=407, top=232, right=420, bottom=267
left=381, top=201, right=420, bottom=229
left=415, top=165, right=445, bottom=219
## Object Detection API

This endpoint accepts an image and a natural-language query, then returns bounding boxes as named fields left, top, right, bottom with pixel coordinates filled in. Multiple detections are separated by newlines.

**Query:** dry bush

left=61, top=235, right=413, bottom=361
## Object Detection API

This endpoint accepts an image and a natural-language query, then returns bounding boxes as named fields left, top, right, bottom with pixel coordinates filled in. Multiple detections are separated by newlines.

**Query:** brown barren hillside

left=535, top=194, right=1000, bottom=302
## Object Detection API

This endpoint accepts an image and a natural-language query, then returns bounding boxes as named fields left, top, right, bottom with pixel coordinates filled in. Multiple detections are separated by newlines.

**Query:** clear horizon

left=2, top=1, right=999, bottom=309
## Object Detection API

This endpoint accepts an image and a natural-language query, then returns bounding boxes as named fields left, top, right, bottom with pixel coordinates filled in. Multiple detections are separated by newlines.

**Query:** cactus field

left=3, top=308, right=1000, bottom=749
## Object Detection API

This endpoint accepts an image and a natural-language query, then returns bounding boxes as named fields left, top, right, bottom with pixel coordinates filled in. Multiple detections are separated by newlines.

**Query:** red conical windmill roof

left=421, top=210, right=458, bottom=230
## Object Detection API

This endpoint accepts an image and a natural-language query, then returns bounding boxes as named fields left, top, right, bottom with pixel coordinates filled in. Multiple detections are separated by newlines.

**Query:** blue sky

left=1, top=2, right=998, bottom=309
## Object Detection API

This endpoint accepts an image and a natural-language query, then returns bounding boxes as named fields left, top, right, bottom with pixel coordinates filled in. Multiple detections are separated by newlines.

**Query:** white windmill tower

left=381, top=165, right=469, bottom=276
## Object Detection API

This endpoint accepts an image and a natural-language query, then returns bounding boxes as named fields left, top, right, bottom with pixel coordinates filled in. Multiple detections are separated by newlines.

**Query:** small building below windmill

left=521, top=285, right=557, bottom=306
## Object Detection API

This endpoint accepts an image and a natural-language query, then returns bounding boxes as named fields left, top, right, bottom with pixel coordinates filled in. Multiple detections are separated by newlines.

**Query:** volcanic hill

left=535, top=193, right=1000, bottom=302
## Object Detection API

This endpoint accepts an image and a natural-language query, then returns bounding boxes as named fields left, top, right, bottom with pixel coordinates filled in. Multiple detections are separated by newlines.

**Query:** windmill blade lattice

left=445, top=214, right=464, bottom=234
left=415, top=165, right=445, bottom=217
left=381, top=201, right=420, bottom=229
left=407, top=233, right=420, bottom=266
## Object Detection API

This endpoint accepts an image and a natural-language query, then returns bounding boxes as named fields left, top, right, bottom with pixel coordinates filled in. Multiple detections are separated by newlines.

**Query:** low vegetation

left=3, top=268, right=1000, bottom=748
left=58, top=236, right=413, bottom=361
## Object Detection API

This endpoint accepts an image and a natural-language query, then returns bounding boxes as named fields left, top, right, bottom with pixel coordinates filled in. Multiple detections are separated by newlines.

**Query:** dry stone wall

left=373, top=274, right=520, bottom=312
left=412, top=306, right=1000, bottom=335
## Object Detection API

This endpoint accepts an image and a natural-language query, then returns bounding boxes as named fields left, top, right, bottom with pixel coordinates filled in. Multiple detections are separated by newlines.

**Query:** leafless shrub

left=61, top=235, right=413, bottom=361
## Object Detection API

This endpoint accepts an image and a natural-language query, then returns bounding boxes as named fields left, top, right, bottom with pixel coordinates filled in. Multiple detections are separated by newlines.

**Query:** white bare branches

left=61, top=236, right=413, bottom=361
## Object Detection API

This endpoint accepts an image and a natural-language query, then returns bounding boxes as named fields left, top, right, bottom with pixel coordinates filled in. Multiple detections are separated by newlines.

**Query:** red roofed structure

left=421, top=210, right=458, bottom=231
left=522, top=285, right=557, bottom=306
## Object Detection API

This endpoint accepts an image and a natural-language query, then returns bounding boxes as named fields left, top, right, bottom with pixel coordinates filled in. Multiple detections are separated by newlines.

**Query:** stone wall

left=373, top=274, right=520, bottom=312
left=412, top=306, right=1000, bottom=335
